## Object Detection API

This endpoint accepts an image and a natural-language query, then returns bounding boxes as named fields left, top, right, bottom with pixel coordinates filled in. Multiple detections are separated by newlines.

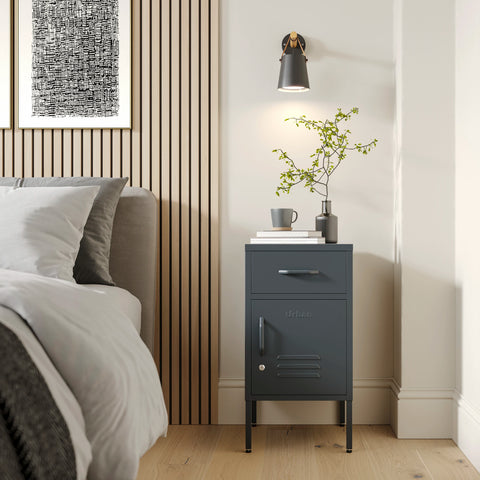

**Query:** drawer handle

left=259, top=316, right=265, bottom=356
left=278, top=269, right=320, bottom=275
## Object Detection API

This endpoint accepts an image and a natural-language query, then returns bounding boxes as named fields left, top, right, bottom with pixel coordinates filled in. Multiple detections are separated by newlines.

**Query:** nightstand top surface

left=245, top=244, right=353, bottom=252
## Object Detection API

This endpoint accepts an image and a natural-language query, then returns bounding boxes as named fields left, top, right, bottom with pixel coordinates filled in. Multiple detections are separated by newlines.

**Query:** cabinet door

left=251, top=299, right=347, bottom=396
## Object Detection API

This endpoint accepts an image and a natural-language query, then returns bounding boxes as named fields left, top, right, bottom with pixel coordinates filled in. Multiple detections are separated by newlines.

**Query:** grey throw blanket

left=0, top=322, right=76, bottom=480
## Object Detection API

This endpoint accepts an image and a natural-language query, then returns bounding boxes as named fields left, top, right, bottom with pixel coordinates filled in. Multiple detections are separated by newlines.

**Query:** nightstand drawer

left=250, top=251, right=347, bottom=294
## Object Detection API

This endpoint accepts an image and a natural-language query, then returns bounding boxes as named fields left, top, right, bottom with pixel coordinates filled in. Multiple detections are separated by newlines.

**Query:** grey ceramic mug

left=270, top=208, right=298, bottom=229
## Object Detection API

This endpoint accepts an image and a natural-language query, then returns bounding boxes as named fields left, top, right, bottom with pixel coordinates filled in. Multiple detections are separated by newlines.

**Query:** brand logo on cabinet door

left=285, top=310, right=312, bottom=318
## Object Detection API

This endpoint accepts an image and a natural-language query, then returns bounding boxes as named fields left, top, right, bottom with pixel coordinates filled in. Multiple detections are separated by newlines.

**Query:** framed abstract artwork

left=19, top=0, right=131, bottom=128
left=0, top=0, right=11, bottom=128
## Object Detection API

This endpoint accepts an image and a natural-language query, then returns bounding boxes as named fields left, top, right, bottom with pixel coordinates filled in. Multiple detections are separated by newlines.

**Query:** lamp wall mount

left=280, top=32, right=307, bottom=58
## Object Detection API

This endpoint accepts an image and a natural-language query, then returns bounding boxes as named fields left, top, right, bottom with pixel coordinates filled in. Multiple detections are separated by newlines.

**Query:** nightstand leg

left=252, top=400, right=257, bottom=426
left=246, top=400, right=252, bottom=453
left=339, top=401, right=345, bottom=426
left=346, top=400, right=352, bottom=453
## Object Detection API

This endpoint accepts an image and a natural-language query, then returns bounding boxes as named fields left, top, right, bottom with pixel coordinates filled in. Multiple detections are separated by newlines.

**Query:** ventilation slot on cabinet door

left=276, top=354, right=322, bottom=378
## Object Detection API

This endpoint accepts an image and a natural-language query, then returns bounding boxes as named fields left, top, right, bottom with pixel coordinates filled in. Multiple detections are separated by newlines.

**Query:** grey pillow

left=0, top=178, right=21, bottom=186
left=21, top=177, right=128, bottom=285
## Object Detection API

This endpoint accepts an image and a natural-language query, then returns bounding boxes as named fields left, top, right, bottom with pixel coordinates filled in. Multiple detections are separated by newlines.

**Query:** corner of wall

left=453, top=392, right=480, bottom=469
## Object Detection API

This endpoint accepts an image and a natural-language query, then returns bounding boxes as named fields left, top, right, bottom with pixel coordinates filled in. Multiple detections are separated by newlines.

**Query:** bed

left=0, top=183, right=168, bottom=480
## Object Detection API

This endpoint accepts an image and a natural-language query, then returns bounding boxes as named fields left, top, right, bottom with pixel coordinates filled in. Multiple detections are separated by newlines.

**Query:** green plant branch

left=273, top=108, right=378, bottom=201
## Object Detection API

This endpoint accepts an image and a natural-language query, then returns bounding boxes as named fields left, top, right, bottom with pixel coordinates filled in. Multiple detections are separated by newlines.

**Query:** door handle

left=259, top=316, right=265, bottom=356
left=278, top=269, right=320, bottom=275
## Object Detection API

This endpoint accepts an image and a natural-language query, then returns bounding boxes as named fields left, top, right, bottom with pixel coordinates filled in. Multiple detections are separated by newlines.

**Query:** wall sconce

left=278, top=32, right=310, bottom=92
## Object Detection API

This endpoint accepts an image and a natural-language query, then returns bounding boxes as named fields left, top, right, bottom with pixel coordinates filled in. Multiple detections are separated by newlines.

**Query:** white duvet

left=0, top=268, right=168, bottom=480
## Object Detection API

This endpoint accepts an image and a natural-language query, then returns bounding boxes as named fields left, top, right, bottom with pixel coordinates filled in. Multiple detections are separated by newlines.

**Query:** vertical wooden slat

left=189, top=0, right=201, bottom=426
left=13, top=130, right=23, bottom=177
left=4, top=128, right=13, bottom=177
left=63, top=130, right=73, bottom=177
left=170, top=0, right=181, bottom=425
left=14, top=129, right=23, bottom=177
left=112, top=130, right=122, bottom=178
left=121, top=130, right=131, bottom=182
left=160, top=0, right=171, bottom=421
left=180, top=0, right=191, bottom=425
left=43, top=130, right=53, bottom=176
left=92, top=129, right=102, bottom=176
left=73, top=130, right=82, bottom=176
left=53, top=130, right=63, bottom=176
left=200, top=0, right=210, bottom=425
left=209, top=0, right=219, bottom=425
left=131, top=0, right=141, bottom=186
left=151, top=0, right=161, bottom=371
left=13, top=0, right=21, bottom=178
left=23, top=130, right=33, bottom=177
left=141, top=0, right=150, bottom=189
left=62, top=129, right=73, bottom=177
left=33, top=130, right=43, bottom=176
left=2, top=0, right=220, bottom=427
left=82, top=130, right=92, bottom=177
left=102, top=130, right=112, bottom=177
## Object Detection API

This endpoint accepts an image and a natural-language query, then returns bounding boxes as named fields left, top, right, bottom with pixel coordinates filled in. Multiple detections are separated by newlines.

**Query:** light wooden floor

left=137, top=425, right=480, bottom=480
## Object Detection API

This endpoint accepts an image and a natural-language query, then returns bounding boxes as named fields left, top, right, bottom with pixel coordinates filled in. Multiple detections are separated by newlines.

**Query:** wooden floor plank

left=309, top=425, right=379, bottom=480
left=202, top=425, right=267, bottom=480
left=359, top=425, right=435, bottom=479
left=262, top=426, right=318, bottom=480
left=166, top=426, right=222, bottom=466
left=136, top=425, right=480, bottom=480
left=415, top=439, right=480, bottom=480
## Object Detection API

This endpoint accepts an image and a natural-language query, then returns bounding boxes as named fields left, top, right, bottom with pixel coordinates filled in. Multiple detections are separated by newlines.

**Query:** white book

left=256, top=230, right=324, bottom=238
left=250, top=237, right=326, bottom=244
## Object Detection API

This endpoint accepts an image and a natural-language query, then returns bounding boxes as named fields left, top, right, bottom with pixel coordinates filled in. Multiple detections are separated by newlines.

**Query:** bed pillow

left=21, top=177, right=128, bottom=285
left=0, top=186, right=99, bottom=282
left=0, top=177, right=20, bottom=186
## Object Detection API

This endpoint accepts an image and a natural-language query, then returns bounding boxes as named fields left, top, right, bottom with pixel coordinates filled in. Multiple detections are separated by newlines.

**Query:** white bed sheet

left=0, top=269, right=168, bottom=480
left=82, top=284, right=142, bottom=334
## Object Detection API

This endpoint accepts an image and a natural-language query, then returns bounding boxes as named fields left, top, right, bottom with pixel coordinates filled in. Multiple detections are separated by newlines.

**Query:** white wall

left=219, top=0, right=395, bottom=424
left=218, top=0, right=480, bottom=468
left=392, top=0, right=456, bottom=438
left=454, top=0, right=480, bottom=471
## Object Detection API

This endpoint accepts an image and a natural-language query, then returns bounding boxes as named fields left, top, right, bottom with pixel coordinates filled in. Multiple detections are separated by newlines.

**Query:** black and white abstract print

left=32, top=0, right=119, bottom=118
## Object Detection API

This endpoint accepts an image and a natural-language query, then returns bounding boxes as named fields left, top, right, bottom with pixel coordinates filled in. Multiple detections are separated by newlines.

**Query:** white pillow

left=0, top=186, right=100, bottom=282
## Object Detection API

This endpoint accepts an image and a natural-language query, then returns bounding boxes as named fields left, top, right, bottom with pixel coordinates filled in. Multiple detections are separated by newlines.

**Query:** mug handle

left=291, top=210, right=298, bottom=224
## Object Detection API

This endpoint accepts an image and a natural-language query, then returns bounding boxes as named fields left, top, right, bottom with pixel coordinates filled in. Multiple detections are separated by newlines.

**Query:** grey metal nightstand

left=245, top=244, right=353, bottom=453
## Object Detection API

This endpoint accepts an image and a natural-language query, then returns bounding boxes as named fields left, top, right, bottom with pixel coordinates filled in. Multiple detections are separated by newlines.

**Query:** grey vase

left=315, top=200, right=338, bottom=243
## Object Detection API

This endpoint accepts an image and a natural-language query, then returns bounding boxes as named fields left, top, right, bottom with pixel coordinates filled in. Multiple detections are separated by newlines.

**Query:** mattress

left=83, top=285, right=142, bottom=334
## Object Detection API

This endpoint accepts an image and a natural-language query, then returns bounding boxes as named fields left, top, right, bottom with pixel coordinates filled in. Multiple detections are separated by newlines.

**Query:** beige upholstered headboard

left=109, top=187, right=157, bottom=356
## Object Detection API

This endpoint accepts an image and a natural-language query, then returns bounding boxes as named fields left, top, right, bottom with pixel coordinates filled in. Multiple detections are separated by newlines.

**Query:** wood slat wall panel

left=2, top=0, right=219, bottom=425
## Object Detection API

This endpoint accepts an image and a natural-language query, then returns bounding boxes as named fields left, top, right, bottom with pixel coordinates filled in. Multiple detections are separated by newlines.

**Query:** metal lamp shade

left=278, top=49, right=310, bottom=92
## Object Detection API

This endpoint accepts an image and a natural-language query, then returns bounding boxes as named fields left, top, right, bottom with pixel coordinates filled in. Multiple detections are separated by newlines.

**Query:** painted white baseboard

left=218, top=377, right=391, bottom=425
left=453, top=391, right=480, bottom=472
left=391, top=379, right=454, bottom=438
